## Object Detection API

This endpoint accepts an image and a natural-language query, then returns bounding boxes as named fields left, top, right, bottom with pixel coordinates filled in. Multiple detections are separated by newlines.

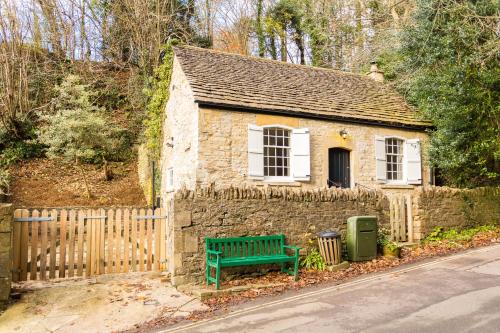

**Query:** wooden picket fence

left=12, top=208, right=167, bottom=282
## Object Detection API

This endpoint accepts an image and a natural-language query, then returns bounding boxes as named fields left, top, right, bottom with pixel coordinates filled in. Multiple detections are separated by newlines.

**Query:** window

left=167, top=168, right=174, bottom=188
left=248, top=124, right=310, bottom=181
left=385, top=138, right=404, bottom=181
left=263, top=127, right=290, bottom=177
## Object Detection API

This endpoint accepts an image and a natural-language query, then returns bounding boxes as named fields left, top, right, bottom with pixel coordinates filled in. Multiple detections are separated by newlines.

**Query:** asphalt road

left=165, top=244, right=500, bottom=333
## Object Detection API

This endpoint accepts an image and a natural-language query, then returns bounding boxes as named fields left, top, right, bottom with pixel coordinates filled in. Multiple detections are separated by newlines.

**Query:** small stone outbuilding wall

left=167, top=186, right=389, bottom=285
left=0, top=204, right=12, bottom=305
left=413, top=186, right=500, bottom=237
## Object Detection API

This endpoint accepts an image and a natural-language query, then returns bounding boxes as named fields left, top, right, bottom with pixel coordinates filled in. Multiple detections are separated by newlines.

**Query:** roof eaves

left=196, top=100, right=432, bottom=131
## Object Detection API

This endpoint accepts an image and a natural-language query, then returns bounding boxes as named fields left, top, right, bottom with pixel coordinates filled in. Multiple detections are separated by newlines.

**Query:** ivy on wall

left=143, top=39, right=180, bottom=160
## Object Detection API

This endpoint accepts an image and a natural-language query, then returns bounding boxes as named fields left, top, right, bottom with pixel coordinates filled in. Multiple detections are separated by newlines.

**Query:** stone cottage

left=160, top=46, right=432, bottom=198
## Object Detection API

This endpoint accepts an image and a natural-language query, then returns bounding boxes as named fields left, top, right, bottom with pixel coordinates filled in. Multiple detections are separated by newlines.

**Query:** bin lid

left=318, top=231, right=340, bottom=238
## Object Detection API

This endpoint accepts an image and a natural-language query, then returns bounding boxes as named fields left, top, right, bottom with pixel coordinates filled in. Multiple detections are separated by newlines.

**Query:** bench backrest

left=206, top=235, right=286, bottom=258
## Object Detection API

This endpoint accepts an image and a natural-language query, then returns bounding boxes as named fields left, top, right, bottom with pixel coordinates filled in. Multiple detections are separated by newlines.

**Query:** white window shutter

left=291, top=128, right=310, bottom=181
left=406, top=139, right=422, bottom=184
left=248, top=124, right=264, bottom=179
left=375, top=136, right=387, bottom=183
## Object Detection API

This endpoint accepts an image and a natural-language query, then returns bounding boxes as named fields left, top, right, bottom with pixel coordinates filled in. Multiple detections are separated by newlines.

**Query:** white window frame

left=385, top=137, right=406, bottom=184
left=262, top=124, right=294, bottom=182
left=166, top=167, right=174, bottom=190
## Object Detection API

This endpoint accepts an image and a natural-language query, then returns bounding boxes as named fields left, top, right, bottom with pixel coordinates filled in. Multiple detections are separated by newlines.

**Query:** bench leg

left=293, top=256, right=299, bottom=281
left=280, top=263, right=286, bottom=273
left=215, top=264, right=221, bottom=290
left=206, top=265, right=210, bottom=286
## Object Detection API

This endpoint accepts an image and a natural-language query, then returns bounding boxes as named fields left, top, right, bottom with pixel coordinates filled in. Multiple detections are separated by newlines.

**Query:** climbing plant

left=143, top=39, right=180, bottom=160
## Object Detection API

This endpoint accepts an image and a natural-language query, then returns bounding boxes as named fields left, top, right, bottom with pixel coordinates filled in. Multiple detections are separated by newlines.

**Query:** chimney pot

left=367, top=61, right=384, bottom=82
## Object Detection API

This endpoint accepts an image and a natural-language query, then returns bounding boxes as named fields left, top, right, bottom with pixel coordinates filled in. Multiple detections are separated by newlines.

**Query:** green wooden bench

left=205, top=234, right=300, bottom=289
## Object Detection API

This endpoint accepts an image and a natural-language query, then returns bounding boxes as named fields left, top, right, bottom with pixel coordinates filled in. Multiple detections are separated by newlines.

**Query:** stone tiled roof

left=173, top=45, right=430, bottom=129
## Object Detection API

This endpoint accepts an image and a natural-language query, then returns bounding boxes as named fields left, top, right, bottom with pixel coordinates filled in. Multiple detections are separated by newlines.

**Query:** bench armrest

left=206, top=249, right=222, bottom=260
left=283, top=245, right=301, bottom=255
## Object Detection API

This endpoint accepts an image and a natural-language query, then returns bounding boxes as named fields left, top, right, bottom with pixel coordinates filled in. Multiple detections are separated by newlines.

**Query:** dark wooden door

left=328, top=148, right=350, bottom=188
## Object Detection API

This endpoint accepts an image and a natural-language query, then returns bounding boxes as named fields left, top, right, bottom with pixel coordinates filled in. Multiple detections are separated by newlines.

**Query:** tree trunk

left=256, top=0, right=266, bottom=57
left=294, top=32, right=305, bottom=65
left=280, top=28, right=287, bottom=62
left=76, top=159, right=91, bottom=199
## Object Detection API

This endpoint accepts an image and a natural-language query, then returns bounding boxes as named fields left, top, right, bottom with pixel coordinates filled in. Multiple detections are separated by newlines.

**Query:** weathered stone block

left=0, top=204, right=12, bottom=233
left=183, top=232, right=198, bottom=253
left=0, top=250, right=11, bottom=277
left=174, top=211, right=192, bottom=228
left=0, top=277, right=9, bottom=301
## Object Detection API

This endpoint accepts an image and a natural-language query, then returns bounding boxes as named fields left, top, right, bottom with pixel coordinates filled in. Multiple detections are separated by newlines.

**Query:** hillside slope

left=8, top=158, right=146, bottom=208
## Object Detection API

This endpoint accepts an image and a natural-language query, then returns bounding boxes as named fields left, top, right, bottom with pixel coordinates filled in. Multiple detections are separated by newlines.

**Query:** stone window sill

left=254, top=181, right=302, bottom=187
left=381, top=184, right=415, bottom=189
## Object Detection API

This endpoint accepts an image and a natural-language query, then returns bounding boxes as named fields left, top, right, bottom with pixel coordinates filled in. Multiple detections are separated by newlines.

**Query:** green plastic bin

left=346, top=216, right=377, bottom=261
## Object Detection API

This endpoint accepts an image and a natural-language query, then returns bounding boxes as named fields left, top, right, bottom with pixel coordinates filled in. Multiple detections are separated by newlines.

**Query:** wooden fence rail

left=12, top=208, right=166, bottom=282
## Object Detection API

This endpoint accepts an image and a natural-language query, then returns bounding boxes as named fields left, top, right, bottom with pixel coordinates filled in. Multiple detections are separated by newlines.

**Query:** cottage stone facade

left=161, top=46, right=432, bottom=200
left=196, top=108, right=431, bottom=190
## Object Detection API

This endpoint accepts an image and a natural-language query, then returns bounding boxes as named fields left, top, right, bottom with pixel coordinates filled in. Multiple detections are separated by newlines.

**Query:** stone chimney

left=367, top=61, right=384, bottom=82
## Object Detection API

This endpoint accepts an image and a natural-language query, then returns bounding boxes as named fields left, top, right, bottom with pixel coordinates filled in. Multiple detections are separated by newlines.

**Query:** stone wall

left=166, top=185, right=500, bottom=286
left=137, top=144, right=153, bottom=205
left=0, top=204, right=12, bottom=305
left=167, top=186, right=389, bottom=285
left=413, top=186, right=500, bottom=238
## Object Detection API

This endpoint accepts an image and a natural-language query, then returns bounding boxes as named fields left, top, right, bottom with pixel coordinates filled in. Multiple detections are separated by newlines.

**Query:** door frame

left=327, top=147, right=352, bottom=188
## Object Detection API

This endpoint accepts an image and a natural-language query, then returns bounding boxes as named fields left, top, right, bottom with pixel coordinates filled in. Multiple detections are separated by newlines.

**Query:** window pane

left=263, top=127, right=291, bottom=178
left=385, top=138, right=404, bottom=181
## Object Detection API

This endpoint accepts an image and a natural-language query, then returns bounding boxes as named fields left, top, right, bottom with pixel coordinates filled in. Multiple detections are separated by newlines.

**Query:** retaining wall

left=0, top=204, right=12, bottom=305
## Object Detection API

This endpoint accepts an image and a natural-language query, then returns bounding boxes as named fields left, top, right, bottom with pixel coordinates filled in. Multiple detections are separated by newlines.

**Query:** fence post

left=0, top=204, right=13, bottom=305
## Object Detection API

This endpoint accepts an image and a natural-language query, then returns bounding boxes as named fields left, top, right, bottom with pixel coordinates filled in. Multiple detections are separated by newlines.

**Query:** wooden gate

left=12, top=208, right=167, bottom=282
left=389, top=194, right=414, bottom=243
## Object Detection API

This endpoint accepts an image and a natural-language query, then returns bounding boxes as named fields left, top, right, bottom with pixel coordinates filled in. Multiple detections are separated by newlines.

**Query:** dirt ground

left=8, top=158, right=146, bottom=207
left=0, top=272, right=207, bottom=333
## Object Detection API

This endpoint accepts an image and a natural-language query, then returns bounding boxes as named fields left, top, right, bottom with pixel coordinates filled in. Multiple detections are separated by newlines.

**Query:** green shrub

left=377, top=227, right=391, bottom=247
left=38, top=75, right=130, bottom=164
left=424, top=225, right=499, bottom=244
left=300, top=249, right=326, bottom=271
